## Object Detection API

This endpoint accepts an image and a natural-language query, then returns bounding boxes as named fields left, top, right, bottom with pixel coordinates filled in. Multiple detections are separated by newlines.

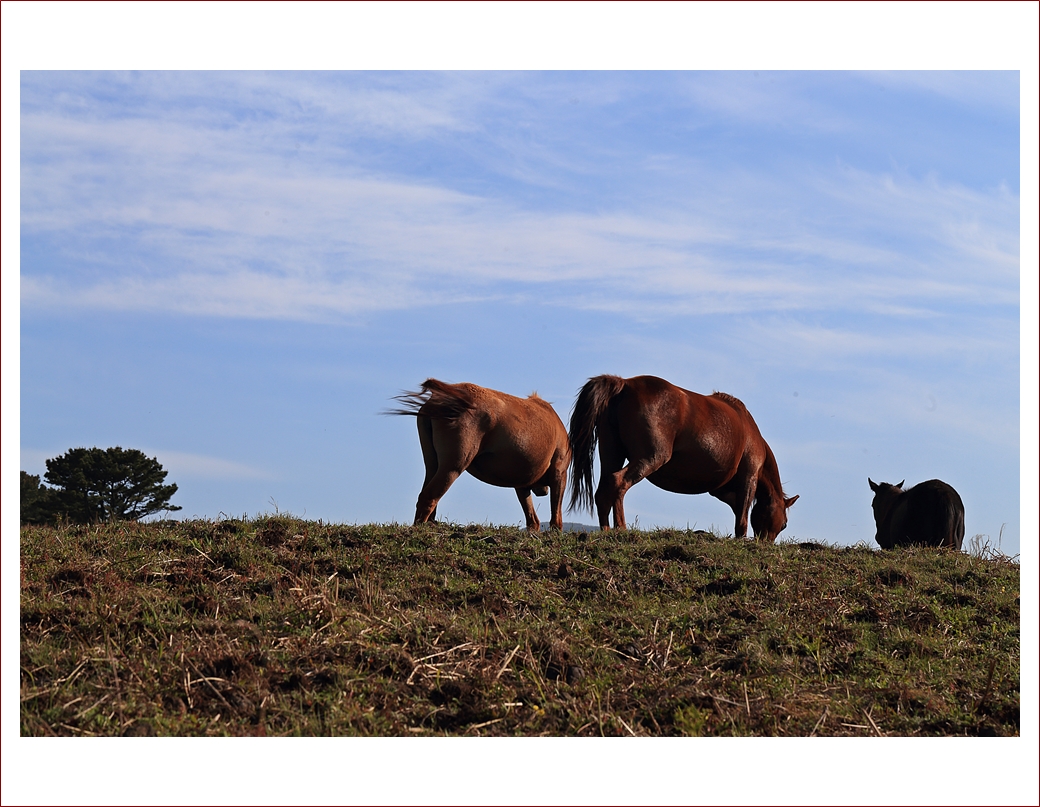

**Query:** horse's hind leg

left=594, top=424, right=634, bottom=529
left=415, top=463, right=466, bottom=525
left=596, top=430, right=671, bottom=531
left=413, top=415, right=438, bottom=524
left=413, top=415, right=463, bottom=524
left=604, top=457, right=669, bottom=530
left=594, top=442, right=625, bottom=530
left=515, top=488, right=541, bottom=532
left=545, top=455, right=568, bottom=531
left=414, top=418, right=481, bottom=524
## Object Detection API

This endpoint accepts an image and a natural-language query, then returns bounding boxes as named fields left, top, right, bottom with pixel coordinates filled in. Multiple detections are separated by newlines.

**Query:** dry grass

left=20, top=517, right=1019, bottom=736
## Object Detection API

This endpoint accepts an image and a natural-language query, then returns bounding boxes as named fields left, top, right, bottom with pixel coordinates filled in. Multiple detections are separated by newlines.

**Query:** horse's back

left=432, top=382, right=567, bottom=457
left=618, top=377, right=752, bottom=429
left=619, top=376, right=708, bottom=416
left=416, top=380, right=535, bottom=422
left=482, top=392, right=568, bottom=452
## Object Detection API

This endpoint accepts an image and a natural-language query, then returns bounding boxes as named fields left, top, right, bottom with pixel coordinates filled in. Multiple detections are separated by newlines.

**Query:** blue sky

left=18, top=68, right=1024, bottom=555
left=4, top=4, right=1038, bottom=803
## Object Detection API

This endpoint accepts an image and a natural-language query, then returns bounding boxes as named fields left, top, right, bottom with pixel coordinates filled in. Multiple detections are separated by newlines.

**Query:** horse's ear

left=785, top=494, right=799, bottom=509
left=868, top=478, right=879, bottom=492
left=897, top=480, right=904, bottom=489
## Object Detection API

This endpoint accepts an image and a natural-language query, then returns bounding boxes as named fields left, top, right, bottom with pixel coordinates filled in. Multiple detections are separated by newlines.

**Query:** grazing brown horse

left=868, top=478, right=965, bottom=550
left=569, top=375, right=797, bottom=540
left=389, top=379, right=571, bottom=531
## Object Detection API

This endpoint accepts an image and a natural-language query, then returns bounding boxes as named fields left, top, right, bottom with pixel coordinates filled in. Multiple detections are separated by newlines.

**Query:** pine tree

left=20, top=471, right=60, bottom=525
left=42, top=447, right=182, bottom=522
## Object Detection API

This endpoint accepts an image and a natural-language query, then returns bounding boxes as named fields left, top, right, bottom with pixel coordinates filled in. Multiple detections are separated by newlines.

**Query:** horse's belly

left=648, top=459, right=728, bottom=495
left=467, top=451, right=546, bottom=488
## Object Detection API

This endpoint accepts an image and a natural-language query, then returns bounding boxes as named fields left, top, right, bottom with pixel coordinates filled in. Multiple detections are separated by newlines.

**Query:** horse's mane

left=710, top=391, right=748, bottom=414
left=757, top=444, right=787, bottom=500
left=709, top=392, right=788, bottom=500
left=385, top=378, right=476, bottom=420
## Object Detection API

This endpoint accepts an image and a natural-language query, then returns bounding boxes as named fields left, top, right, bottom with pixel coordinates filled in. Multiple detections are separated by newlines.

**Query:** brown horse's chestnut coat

left=391, top=379, right=570, bottom=531
left=569, top=375, right=797, bottom=541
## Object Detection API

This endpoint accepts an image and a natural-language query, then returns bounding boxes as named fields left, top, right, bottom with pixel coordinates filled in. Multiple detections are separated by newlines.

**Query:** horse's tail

left=568, top=375, right=626, bottom=514
left=385, top=378, right=474, bottom=420
left=930, top=482, right=965, bottom=550
left=945, top=500, right=965, bottom=550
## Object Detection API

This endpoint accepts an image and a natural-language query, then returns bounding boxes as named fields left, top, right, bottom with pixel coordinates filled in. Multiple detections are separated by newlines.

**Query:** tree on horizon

left=23, top=447, right=182, bottom=524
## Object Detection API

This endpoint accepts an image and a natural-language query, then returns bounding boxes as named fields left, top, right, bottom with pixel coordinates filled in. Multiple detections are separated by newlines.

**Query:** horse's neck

left=756, top=449, right=783, bottom=500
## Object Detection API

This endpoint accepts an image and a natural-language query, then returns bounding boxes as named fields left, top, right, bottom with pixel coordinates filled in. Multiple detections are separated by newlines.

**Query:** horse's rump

left=387, top=378, right=478, bottom=421
left=871, top=479, right=965, bottom=550
left=896, top=481, right=965, bottom=549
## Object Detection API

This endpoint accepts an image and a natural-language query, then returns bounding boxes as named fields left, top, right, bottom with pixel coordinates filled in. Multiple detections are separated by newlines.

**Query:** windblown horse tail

left=568, top=375, right=626, bottom=514
left=387, top=378, right=476, bottom=420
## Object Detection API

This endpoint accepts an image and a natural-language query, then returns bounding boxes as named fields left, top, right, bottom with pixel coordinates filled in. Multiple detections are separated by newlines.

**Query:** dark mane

left=710, top=391, right=748, bottom=414
left=757, top=445, right=786, bottom=499
left=385, top=378, right=476, bottom=420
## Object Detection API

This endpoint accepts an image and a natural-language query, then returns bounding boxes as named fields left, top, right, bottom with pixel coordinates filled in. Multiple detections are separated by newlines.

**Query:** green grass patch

left=20, top=518, right=1019, bottom=736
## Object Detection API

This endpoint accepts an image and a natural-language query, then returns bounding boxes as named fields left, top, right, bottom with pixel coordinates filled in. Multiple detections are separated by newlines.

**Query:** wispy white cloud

left=20, top=163, right=1018, bottom=321
left=20, top=71, right=1019, bottom=332
left=576, top=313, right=1019, bottom=450
left=810, top=163, right=1020, bottom=277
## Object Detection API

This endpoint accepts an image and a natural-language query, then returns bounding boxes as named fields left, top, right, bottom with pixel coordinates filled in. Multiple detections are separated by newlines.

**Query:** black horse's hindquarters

left=870, top=479, right=965, bottom=550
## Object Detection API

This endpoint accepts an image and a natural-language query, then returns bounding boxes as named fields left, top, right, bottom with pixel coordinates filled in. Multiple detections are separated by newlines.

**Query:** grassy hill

left=20, top=517, right=1019, bottom=736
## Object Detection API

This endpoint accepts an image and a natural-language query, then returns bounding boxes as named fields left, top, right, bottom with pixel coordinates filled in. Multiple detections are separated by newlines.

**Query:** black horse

left=868, top=478, right=965, bottom=550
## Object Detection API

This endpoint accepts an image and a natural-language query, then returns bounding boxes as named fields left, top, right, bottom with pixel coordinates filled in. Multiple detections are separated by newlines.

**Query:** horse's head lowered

left=750, top=493, right=799, bottom=542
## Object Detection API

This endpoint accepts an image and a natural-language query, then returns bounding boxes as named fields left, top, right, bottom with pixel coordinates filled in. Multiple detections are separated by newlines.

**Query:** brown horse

left=389, top=379, right=571, bottom=531
left=569, top=375, right=797, bottom=540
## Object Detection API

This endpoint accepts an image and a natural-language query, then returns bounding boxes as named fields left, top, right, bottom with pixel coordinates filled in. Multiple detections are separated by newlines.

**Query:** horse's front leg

left=515, top=487, right=541, bottom=532
left=732, top=479, right=757, bottom=539
left=710, top=479, right=753, bottom=538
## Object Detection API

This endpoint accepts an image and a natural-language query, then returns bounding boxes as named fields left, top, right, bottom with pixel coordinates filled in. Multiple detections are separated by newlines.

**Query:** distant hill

left=559, top=521, right=599, bottom=533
